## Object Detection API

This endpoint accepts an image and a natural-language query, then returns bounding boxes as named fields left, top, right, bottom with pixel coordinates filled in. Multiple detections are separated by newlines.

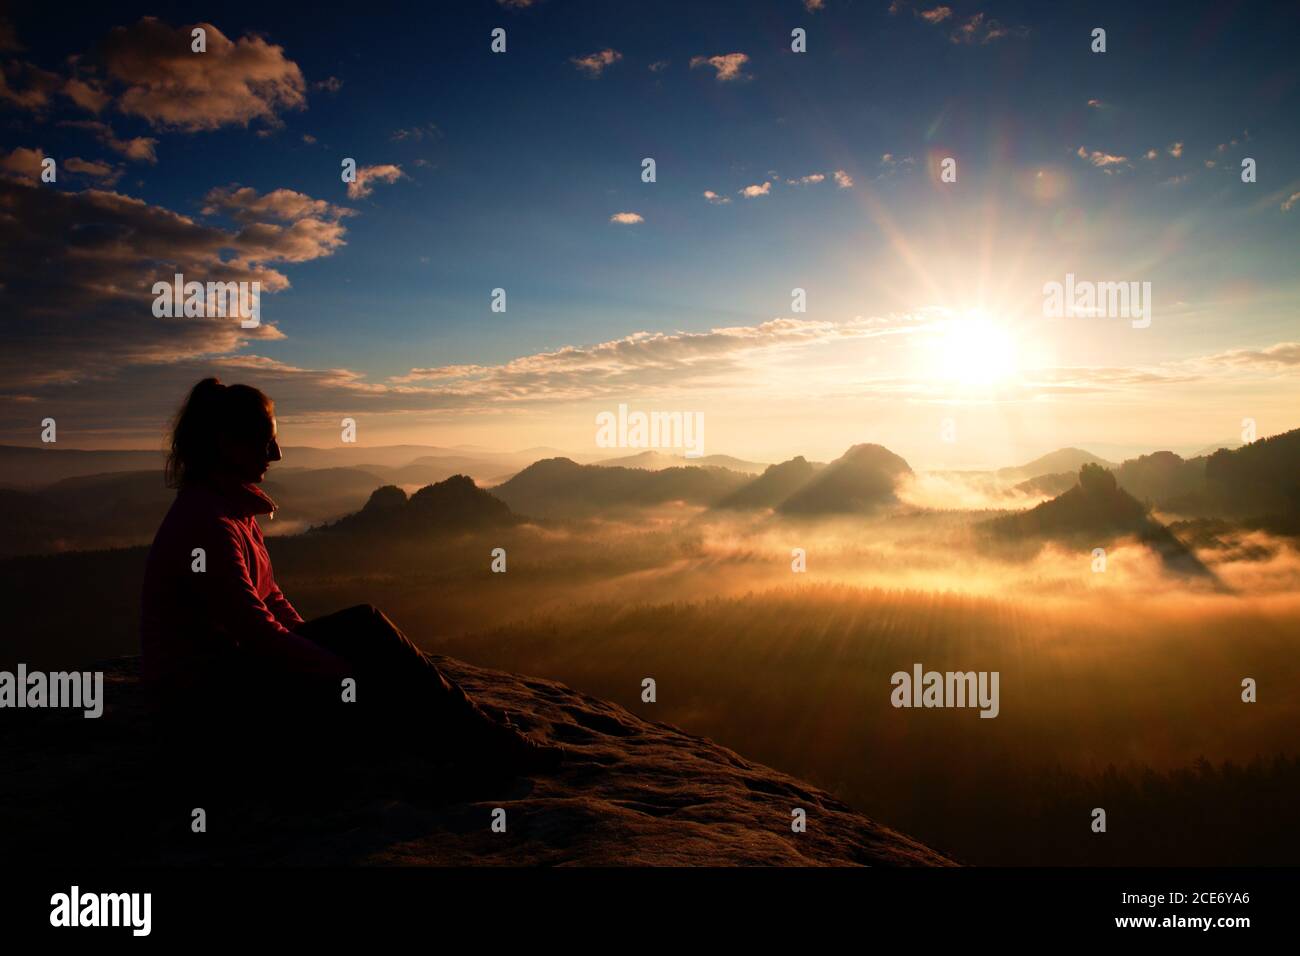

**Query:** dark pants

left=293, top=603, right=493, bottom=748
left=160, top=605, right=496, bottom=774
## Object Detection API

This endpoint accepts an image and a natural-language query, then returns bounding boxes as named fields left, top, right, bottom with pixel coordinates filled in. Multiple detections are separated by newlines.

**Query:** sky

left=1, top=0, right=1297, bottom=468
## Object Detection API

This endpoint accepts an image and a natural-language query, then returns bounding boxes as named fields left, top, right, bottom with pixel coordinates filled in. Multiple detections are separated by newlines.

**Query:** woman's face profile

left=220, top=413, right=282, bottom=484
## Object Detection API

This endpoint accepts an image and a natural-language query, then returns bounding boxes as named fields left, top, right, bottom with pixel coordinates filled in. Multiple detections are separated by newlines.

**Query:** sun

left=927, top=311, right=1023, bottom=388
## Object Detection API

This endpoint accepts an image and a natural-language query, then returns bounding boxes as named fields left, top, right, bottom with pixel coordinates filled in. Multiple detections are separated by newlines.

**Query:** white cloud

left=739, top=182, right=771, bottom=198
left=703, top=190, right=731, bottom=205
left=833, top=169, right=854, bottom=188
left=1076, top=146, right=1129, bottom=168
left=609, top=211, right=644, bottom=224
left=1201, top=342, right=1300, bottom=367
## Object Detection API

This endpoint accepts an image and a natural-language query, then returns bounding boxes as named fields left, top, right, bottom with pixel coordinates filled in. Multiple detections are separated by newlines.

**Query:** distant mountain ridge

left=319, top=475, right=519, bottom=535
left=714, top=456, right=820, bottom=510
left=986, top=464, right=1212, bottom=578
left=777, top=444, right=913, bottom=516
left=996, top=448, right=1116, bottom=483
left=592, top=450, right=768, bottom=475
left=492, top=458, right=750, bottom=518
left=3, top=430, right=1296, bottom=558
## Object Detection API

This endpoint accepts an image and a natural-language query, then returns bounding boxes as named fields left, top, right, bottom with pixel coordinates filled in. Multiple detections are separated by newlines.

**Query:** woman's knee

left=339, top=603, right=383, bottom=623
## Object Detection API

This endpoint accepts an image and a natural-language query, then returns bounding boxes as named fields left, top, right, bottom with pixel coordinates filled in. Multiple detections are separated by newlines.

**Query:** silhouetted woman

left=141, top=377, right=563, bottom=775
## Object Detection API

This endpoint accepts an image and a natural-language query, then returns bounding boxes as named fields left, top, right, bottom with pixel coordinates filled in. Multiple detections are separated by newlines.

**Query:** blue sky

left=1, top=0, right=1297, bottom=464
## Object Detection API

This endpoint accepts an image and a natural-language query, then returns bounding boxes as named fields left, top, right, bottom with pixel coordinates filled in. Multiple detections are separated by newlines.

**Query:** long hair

left=166, top=377, right=274, bottom=488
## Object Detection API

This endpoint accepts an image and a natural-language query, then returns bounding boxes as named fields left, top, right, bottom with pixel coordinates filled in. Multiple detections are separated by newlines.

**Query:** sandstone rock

left=0, top=656, right=954, bottom=866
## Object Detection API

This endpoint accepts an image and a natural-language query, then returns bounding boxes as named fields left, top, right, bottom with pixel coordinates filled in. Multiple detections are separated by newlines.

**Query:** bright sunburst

left=927, top=312, right=1023, bottom=388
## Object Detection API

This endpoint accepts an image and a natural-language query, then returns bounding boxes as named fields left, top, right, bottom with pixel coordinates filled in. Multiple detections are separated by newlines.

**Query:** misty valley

left=3, top=432, right=1298, bottom=865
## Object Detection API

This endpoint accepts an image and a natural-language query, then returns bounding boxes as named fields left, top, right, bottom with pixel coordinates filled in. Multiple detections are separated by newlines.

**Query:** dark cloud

left=0, top=179, right=349, bottom=391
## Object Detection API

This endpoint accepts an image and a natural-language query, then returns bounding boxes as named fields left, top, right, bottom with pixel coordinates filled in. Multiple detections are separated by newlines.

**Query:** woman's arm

left=200, top=519, right=350, bottom=680
left=264, top=581, right=306, bottom=629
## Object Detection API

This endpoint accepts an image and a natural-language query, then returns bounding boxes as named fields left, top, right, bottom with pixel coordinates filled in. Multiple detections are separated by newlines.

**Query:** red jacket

left=141, top=479, right=348, bottom=704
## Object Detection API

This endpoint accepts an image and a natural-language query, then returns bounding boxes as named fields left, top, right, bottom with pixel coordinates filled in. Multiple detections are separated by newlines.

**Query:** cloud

left=1076, top=146, right=1129, bottom=168
left=390, top=123, right=441, bottom=143
left=690, top=53, right=751, bottom=82
left=203, top=185, right=353, bottom=226
left=1087, top=98, right=1104, bottom=109
left=0, top=17, right=20, bottom=52
left=64, top=157, right=123, bottom=185
left=804, top=0, right=827, bottom=10
left=786, top=173, right=825, bottom=185
left=0, top=146, right=46, bottom=184
left=63, top=77, right=110, bottom=113
left=0, top=147, right=122, bottom=186
left=949, top=12, right=1023, bottom=44
left=571, top=49, right=622, bottom=78
left=702, top=190, right=731, bottom=205
left=61, top=120, right=159, bottom=163
left=0, top=178, right=360, bottom=388
left=101, top=18, right=306, bottom=131
left=609, top=212, right=644, bottom=224
left=497, top=0, right=539, bottom=7
left=1202, top=342, right=1300, bottom=368
left=346, top=163, right=404, bottom=199
left=649, top=60, right=670, bottom=73
left=895, top=4, right=1024, bottom=43
left=1282, top=191, right=1300, bottom=213
left=302, top=133, right=317, bottom=144
left=1167, top=141, right=1184, bottom=158
left=833, top=169, right=854, bottom=188
left=0, top=59, right=63, bottom=110
left=1, top=313, right=936, bottom=438
left=875, top=154, right=915, bottom=179
left=313, top=76, right=342, bottom=94
left=739, top=182, right=771, bottom=198
left=388, top=315, right=925, bottom=402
